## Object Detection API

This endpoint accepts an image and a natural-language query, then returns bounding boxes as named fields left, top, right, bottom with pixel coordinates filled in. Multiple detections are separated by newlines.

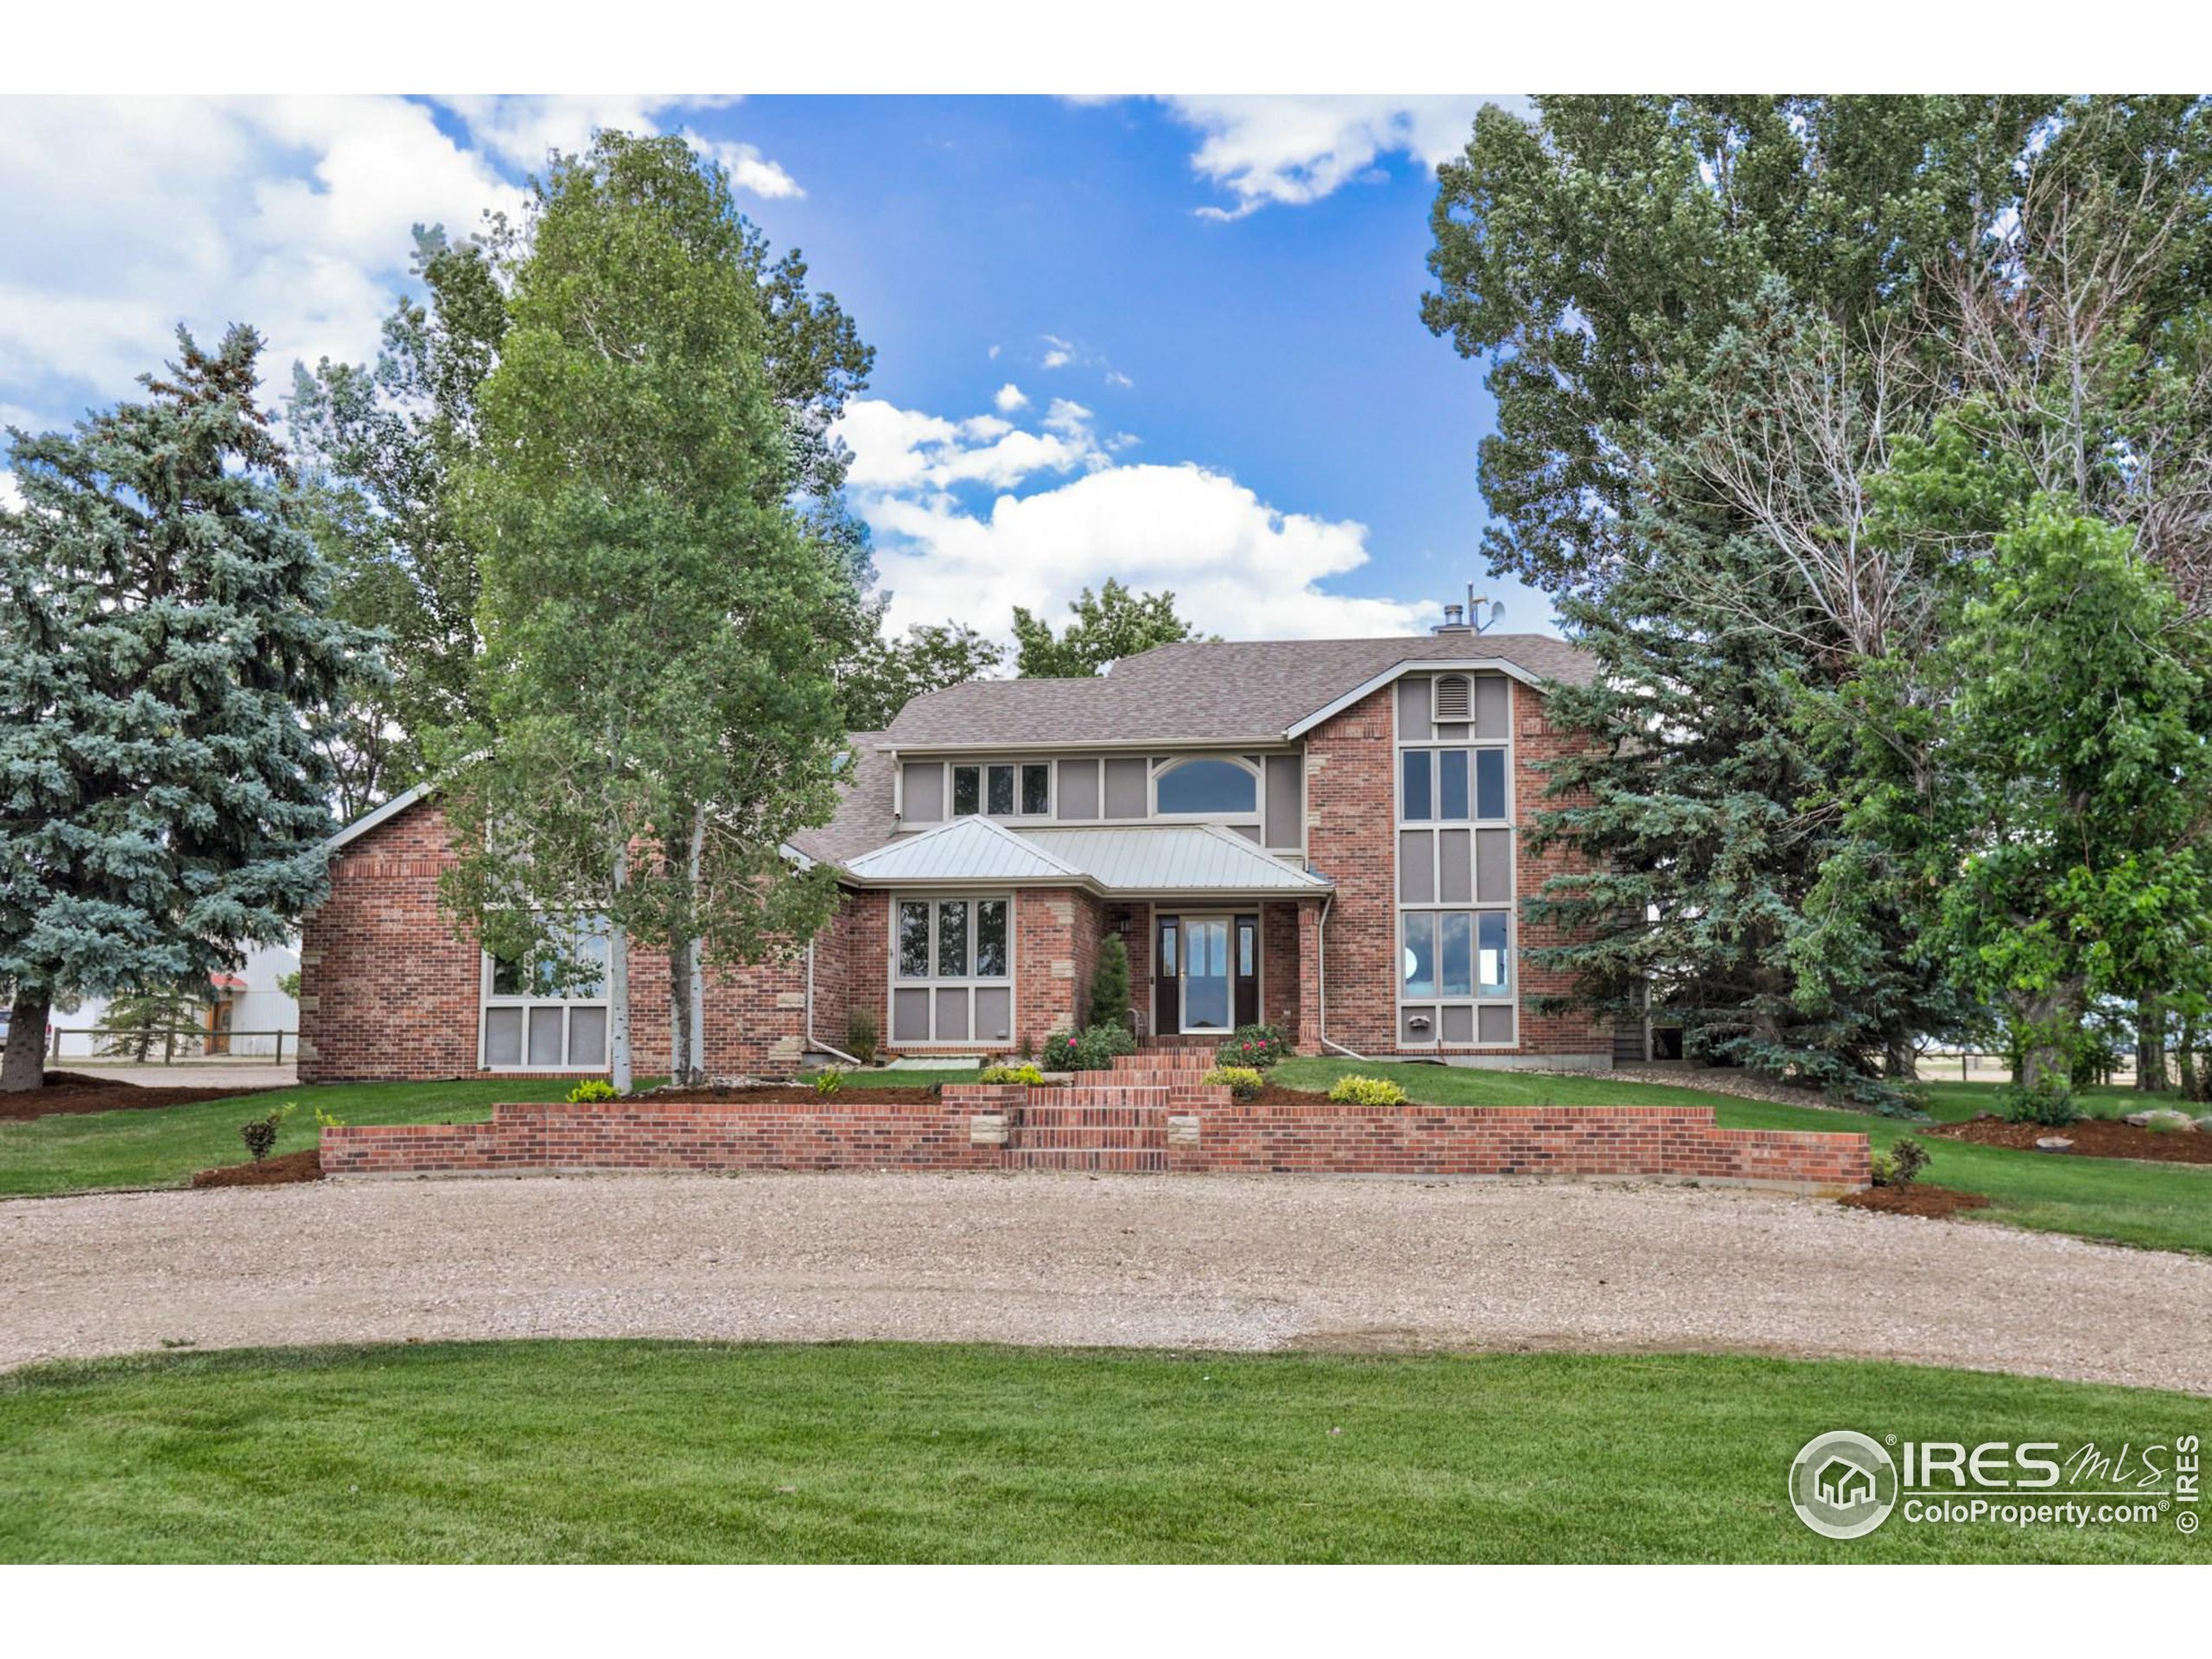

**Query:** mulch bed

left=1839, top=1184, right=1992, bottom=1220
left=1927, top=1116, right=2212, bottom=1165
left=190, top=1147, right=324, bottom=1187
left=1, top=1071, right=286, bottom=1122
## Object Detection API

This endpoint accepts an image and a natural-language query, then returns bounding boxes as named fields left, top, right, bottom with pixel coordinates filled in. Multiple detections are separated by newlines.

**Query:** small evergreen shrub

left=1217, top=1024, right=1290, bottom=1071
left=1204, top=1065, right=1265, bottom=1101
left=1042, top=1024, right=1137, bottom=1072
left=565, top=1078, right=619, bottom=1103
left=1999, top=1079, right=2081, bottom=1127
left=980, top=1063, right=1046, bottom=1085
left=811, top=1068, right=845, bottom=1096
left=1869, top=1141, right=1929, bottom=1189
left=1327, top=1075, right=1407, bottom=1107
left=1085, top=935, right=1133, bottom=1033
left=239, top=1103, right=293, bottom=1163
left=846, top=1008, right=879, bottom=1061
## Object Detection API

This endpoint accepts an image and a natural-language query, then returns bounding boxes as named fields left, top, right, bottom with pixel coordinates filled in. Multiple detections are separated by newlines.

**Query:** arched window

left=1154, top=758, right=1258, bottom=816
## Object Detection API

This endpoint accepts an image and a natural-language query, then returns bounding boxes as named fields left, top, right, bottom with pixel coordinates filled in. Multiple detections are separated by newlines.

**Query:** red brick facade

left=1302, top=687, right=1395, bottom=1054
left=1298, top=677, right=1611, bottom=1063
left=301, top=673, right=1608, bottom=1080
left=300, top=802, right=836, bottom=1083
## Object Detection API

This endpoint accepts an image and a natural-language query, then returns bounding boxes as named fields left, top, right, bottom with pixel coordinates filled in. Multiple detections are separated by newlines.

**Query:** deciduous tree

left=437, top=133, right=856, bottom=1090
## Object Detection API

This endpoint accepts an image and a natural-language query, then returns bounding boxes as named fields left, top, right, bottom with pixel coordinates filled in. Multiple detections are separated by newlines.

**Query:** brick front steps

left=322, top=1049, right=1868, bottom=1190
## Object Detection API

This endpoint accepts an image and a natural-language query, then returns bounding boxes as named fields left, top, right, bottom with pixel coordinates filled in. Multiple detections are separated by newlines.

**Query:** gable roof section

left=1017, top=824, right=1332, bottom=893
left=323, top=781, right=434, bottom=853
left=840, top=815, right=1084, bottom=884
left=880, top=632, right=1592, bottom=749
left=836, top=819, right=1329, bottom=895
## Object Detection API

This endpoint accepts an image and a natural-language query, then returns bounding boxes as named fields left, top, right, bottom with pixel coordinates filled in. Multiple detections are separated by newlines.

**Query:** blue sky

left=0, top=94, right=1551, bottom=640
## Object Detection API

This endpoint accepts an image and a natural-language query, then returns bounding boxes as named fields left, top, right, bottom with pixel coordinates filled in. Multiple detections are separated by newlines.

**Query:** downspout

left=1314, top=893, right=1368, bottom=1062
left=804, top=938, right=864, bottom=1070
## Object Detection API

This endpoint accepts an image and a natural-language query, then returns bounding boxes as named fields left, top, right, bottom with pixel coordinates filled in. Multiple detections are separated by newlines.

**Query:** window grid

left=949, top=761, right=1055, bottom=820
left=480, top=914, right=612, bottom=1071
left=889, top=893, right=1015, bottom=1047
left=1395, top=674, right=1516, bottom=1048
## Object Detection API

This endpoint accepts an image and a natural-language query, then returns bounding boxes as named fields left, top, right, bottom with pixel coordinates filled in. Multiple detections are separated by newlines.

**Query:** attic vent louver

left=1432, top=674, right=1473, bottom=723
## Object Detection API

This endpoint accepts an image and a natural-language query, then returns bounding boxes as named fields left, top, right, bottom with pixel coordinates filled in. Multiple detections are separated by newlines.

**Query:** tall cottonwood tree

left=290, top=150, right=877, bottom=814
left=439, top=133, right=855, bottom=1090
left=0, top=328, right=381, bottom=1092
left=1428, top=94, right=2212, bottom=1093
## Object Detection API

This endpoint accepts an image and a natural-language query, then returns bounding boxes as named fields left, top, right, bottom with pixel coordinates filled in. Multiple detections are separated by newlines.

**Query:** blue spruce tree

left=0, top=327, right=382, bottom=1091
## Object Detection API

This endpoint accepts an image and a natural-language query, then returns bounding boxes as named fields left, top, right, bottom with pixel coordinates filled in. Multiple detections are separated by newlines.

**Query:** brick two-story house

left=297, top=620, right=1613, bottom=1082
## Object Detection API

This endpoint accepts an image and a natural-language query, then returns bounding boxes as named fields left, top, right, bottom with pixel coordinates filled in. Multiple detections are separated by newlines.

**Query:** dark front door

left=1154, top=912, right=1261, bottom=1037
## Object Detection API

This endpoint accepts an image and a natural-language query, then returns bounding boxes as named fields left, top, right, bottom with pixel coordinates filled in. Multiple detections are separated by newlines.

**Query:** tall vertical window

left=1398, top=672, right=1516, bottom=1048
left=1402, top=750, right=1433, bottom=820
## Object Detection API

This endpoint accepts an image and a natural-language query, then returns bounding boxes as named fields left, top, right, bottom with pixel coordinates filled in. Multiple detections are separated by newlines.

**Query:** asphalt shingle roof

left=796, top=633, right=1595, bottom=876
left=880, top=632, right=1592, bottom=747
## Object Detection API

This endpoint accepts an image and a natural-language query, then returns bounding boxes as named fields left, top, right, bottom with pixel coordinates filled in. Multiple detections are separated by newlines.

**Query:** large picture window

left=1400, top=912, right=1508, bottom=998
left=481, top=914, right=610, bottom=1071
left=891, top=893, right=1014, bottom=1046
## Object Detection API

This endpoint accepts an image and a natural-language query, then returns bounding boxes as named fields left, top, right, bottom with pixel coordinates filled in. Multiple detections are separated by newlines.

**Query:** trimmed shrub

left=1217, top=1024, right=1290, bottom=1071
left=565, top=1078, right=619, bottom=1103
left=1999, top=1078, right=2081, bottom=1127
left=1204, top=1065, right=1265, bottom=1101
left=1042, top=1024, right=1137, bottom=1073
left=980, top=1063, right=1046, bottom=1085
left=239, top=1103, right=293, bottom=1163
left=846, top=1008, right=879, bottom=1062
left=1327, top=1074, right=1408, bottom=1107
left=1869, top=1141, right=1929, bottom=1189
left=1086, top=935, right=1133, bottom=1034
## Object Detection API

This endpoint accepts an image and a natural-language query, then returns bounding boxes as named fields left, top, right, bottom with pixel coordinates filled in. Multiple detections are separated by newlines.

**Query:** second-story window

left=1154, top=757, right=1258, bottom=817
left=950, top=761, right=1052, bottom=818
left=1402, top=747, right=1507, bottom=822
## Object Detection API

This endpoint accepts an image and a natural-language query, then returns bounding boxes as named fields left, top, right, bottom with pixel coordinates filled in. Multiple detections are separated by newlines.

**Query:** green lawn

left=8, top=1060, right=2206, bottom=1257
left=1274, top=1058, right=2212, bottom=1256
left=0, top=1069, right=983, bottom=1198
left=2, top=1342, right=2201, bottom=1563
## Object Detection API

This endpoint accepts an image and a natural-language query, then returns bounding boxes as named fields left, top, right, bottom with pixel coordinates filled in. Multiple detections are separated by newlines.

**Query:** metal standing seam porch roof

left=836, top=815, right=1332, bottom=896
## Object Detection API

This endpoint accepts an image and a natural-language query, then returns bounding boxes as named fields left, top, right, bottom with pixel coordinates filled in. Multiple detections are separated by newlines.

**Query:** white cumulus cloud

left=834, top=394, right=1438, bottom=644
left=0, top=96, right=802, bottom=428
left=992, top=382, right=1028, bottom=413
left=1160, top=95, right=1530, bottom=219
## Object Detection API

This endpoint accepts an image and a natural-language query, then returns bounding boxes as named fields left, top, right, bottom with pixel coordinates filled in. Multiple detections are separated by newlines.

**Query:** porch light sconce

left=1116, top=912, right=1133, bottom=937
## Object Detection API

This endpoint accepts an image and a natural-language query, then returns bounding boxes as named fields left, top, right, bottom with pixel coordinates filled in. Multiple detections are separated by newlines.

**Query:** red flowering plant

left=1215, top=1024, right=1289, bottom=1071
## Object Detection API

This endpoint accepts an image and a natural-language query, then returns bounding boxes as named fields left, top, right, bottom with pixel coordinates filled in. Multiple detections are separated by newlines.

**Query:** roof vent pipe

left=1434, top=601, right=1469, bottom=634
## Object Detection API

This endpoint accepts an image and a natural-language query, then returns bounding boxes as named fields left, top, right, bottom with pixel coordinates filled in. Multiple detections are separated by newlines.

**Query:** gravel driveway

left=5, top=1173, right=2210, bottom=1392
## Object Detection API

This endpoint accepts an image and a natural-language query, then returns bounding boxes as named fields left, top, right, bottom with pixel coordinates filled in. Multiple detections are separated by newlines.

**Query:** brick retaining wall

left=1164, top=1100, right=1869, bottom=1187
left=322, top=1072, right=1866, bottom=1190
left=321, top=1094, right=1018, bottom=1178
